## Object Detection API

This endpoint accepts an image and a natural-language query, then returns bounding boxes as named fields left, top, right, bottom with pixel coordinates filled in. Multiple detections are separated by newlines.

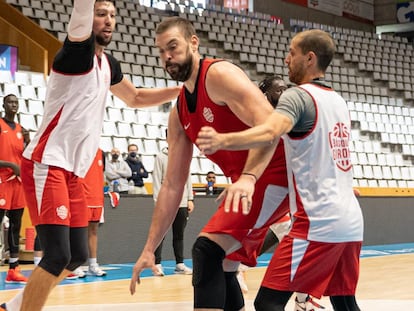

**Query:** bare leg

left=20, top=267, right=71, bottom=311
left=88, top=222, right=98, bottom=259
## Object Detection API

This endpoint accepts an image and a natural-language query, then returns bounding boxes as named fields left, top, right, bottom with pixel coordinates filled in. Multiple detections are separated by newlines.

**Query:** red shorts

left=21, top=158, right=88, bottom=227
left=262, top=235, right=362, bottom=298
left=88, top=207, right=103, bottom=222
left=203, top=177, right=289, bottom=266
left=0, top=177, right=26, bottom=210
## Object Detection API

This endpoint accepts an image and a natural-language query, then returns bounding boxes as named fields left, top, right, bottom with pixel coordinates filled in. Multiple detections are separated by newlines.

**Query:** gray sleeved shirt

left=275, top=82, right=326, bottom=136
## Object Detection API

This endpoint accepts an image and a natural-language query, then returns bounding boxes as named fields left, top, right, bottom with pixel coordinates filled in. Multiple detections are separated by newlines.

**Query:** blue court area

left=1, top=243, right=413, bottom=291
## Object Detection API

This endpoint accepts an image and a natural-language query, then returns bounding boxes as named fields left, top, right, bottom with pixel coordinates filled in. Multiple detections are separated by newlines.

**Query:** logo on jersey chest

left=329, top=122, right=351, bottom=171
left=203, top=107, right=214, bottom=123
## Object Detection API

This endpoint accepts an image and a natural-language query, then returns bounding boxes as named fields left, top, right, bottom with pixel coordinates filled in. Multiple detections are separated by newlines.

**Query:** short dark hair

left=294, top=29, right=335, bottom=71
left=156, top=16, right=196, bottom=40
left=3, top=94, right=17, bottom=105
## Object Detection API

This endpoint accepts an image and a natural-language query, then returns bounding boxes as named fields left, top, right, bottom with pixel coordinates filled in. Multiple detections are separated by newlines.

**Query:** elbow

left=264, top=125, right=279, bottom=144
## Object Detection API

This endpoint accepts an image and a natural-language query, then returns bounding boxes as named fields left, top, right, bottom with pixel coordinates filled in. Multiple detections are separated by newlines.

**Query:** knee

left=192, top=237, right=225, bottom=287
left=66, top=245, right=88, bottom=271
left=39, top=247, right=71, bottom=276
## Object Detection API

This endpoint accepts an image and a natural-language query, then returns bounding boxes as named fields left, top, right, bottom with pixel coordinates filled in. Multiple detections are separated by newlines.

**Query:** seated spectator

left=205, top=171, right=219, bottom=195
left=104, top=148, right=132, bottom=194
left=125, top=144, right=148, bottom=194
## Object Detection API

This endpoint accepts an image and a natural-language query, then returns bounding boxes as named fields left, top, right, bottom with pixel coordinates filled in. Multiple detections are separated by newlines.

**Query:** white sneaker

left=152, top=264, right=164, bottom=276
left=236, top=271, right=248, bottom=293
left=73, top=267, right=86, bottom=278
left=174, top=263, right=192, bottom=275
left=294, top=295, right=326, bottom=311
left=87, top=264, right=106, bottom=277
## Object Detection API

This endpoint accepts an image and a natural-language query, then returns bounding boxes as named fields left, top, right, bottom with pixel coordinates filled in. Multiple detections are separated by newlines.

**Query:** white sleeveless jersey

left=23, top=55, right=111, bottom=178
left=284, top=83, right=363, bottom=242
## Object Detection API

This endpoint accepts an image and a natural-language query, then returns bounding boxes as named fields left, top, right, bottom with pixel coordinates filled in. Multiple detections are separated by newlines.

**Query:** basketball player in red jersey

left=130, top=17, right=290, bottom=311
left=0, top=94, right=30, bottom=285
left=65, top=149, right=107, bottom=279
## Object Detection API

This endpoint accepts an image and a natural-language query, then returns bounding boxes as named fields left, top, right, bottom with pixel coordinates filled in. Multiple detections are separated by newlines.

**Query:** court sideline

left=0, top=243, right=413, bottom=310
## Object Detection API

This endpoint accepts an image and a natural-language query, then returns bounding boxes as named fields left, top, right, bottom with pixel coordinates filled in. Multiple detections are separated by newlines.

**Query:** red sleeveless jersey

left=0, top=118, right=24, bottom=181
left=177, top=58, right=287, bottom=186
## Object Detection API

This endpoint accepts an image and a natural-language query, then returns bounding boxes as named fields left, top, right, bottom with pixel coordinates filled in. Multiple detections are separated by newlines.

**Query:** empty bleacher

left=2, top=0, right=414, bottom=189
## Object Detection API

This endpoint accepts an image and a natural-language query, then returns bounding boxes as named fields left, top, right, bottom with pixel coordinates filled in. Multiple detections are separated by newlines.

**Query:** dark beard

left=95, top=33, right=111, bottom=47
left=166, top=55, right=193, bottom=82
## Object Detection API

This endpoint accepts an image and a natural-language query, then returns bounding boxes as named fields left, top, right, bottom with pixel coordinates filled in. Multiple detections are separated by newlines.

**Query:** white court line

left=44, top=299, right=413, bottom=310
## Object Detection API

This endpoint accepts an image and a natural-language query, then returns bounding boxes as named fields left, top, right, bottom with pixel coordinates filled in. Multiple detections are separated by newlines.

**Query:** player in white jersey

left=0, top=1, right=180, bottom=311
left=197, top=29, right=363, bottom=311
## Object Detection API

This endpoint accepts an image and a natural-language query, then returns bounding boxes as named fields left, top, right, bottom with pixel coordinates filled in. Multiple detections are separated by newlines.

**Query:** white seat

left=106, top=107, right=123, bottom=121
left=112, top=137, right=129, bottom=153
left=117, top=122, right=133, bottom=137
left=113, top=97, right=126, bottom=108
left=199, top=157, right=215, bottom=174
left=132, top=123, right=147, bottom=137
left=27, top=99, right=44, bottom=115
left=143, top=138, right=159, bottom=155
left=367, top=153, right=377, bottom=165
left=18, top=113, right=38, bottom=131
left=190, top=158, right=202, bottom=174
left=385, top=153, right=396, bottom=166
left=136, top=110, right=152, bottom=124
left=357, top=153, right=368, bottom=165
left=99, top=136, right=113, bottom=152
left=382, top=166, right=392, bottom=179
left=352, top=165, right=364, bottom=179
left=215, top=175, right=229, bottom=184
left=102, top=120, right=118, bottom=136
left=362, top=165, right=373, bottom=179
left=151, top=112, right=168, bottom=126
left=36, top=87, right=47, bottom=101
left=0, top=70, right=13, bottom=83
left=372, top=165, right=383, bottom=179
left=367, top=179, right=378, bottom=187
left=391, top=166, right=402, bottom=180
left=121, top=108, right=137, bottom=123
left=378, top=179, right=388, bottom=187
left=3, top=83, right=20, bottom=97
left=14, top=71, right=31, bottom=86
left=146, top=124, right=162, bottom=139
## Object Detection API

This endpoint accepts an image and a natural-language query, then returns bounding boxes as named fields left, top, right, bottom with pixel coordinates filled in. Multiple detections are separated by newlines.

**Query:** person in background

left=205, top=171, right=217, bottom=195
left=68, top=149, right=107, bottom=279
left=196, top=29, right=363, bottom=311
left=125, top=143, right=148, bottom=195
left=0, top=94, right=30, bottom=284
left=1, top=1, right=181, bottom=310
left=105, top=147, right=132, bottom=194
left=152, top=132, right=194, bottom=276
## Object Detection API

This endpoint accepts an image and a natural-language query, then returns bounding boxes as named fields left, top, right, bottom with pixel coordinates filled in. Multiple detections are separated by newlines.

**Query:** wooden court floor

left=0, top=253, right=413, bottom=310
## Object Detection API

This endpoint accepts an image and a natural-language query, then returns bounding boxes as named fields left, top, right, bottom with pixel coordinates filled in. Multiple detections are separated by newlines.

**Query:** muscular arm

left=220, top=112, right=292, bottom=150
left=130, top=107, right=193, bottom=293
left=110, top=78, right=181, bottom=109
